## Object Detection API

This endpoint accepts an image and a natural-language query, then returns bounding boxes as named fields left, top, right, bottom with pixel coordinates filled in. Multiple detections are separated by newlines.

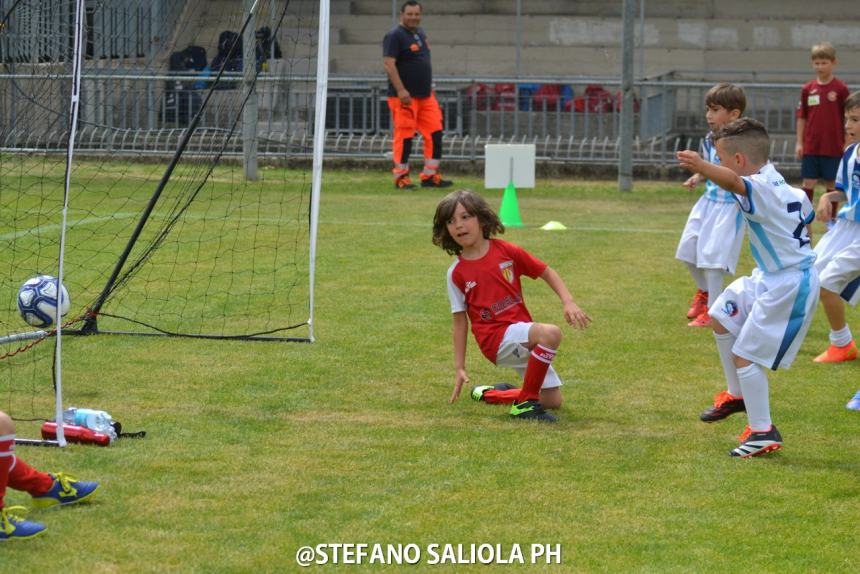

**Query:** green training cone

left=499, top=181, right=524, bottom=228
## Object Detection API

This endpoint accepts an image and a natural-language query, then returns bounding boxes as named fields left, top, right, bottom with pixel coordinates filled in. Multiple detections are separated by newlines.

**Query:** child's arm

left=540, top=267, right=591, bottom=329
left=449, top=311, right=470, bottom=403
left=683, top=173, right=702, bottom=192
left=817, top=190, right=847, bottom=222
left=677, top=150, right=746, bottom=196
left=795, top=117, right=805, bottom=160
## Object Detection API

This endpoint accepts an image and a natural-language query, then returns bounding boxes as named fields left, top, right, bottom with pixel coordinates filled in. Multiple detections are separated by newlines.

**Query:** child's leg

left=685, top=262, right=707, bottom=292
left=0, top=413, right=13, bottom=510
left=6, top=456, right=53, bottom=497
left=515, top=323, right=562, bottom=404
left=703, top=269, right=724, bottom=308
left=700, top=319, right=746, bottom=422
left=735, top=359, right=771, bottom=432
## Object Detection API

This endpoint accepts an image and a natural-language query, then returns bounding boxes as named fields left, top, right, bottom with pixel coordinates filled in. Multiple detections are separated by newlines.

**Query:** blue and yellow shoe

left=31, top=473, right=100, bottom=508
left=510, top=399, right=557, bottom=422
left=0, top=506, right=46, bottom=541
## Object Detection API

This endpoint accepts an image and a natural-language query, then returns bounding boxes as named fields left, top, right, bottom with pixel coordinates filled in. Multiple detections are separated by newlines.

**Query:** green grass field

left=2, top=168, right=859, bottom=572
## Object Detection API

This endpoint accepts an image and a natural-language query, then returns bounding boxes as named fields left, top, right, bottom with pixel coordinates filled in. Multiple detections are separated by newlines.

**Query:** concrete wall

left=332, top=1, right=860, bottom=81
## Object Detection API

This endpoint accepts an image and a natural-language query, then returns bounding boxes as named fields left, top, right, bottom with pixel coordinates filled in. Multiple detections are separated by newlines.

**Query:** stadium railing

left=1, top=68, right=847, bottom=167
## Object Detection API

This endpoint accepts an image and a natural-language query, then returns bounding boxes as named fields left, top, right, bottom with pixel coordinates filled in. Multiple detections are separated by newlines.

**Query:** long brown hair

left=432, top=189, right=504, bottom=255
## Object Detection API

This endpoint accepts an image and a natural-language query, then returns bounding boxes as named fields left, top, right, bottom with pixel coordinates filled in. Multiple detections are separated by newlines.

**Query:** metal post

left=619, top=0, right=635, bottom=192
left=243, top=0, right=258, bottom=181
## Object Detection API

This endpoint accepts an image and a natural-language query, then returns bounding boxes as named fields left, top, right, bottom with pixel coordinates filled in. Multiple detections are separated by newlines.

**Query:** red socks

left=7, top=456, right=53, bottom=496
left=0, top=434, right=13, bottom=508
left=515, top=345, right=557, bottom=403
left=481, top=388, right=521, bottom=404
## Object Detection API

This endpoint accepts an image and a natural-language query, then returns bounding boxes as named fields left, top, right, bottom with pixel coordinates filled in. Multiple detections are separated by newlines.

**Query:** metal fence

left=0, top=68, right=830, bottom=166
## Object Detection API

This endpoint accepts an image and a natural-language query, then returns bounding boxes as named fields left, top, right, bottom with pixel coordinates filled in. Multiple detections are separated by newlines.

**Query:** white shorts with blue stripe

left=709, top=266, right=820, bottom=370
left=814, top=219, right=860, bottom=306
left=676, top=196, right=745, bottom=274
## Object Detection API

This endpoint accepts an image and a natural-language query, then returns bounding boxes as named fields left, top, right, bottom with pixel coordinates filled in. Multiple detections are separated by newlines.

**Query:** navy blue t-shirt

left=382, top=25, right=432, bottom=98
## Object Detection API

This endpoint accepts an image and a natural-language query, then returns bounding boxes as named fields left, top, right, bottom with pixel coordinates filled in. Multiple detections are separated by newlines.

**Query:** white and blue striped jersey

left=835, top=143, right=860, bottom=222
left=735, top=163, right=816, bottom=273
left=702, top=135, right=735, bottom=203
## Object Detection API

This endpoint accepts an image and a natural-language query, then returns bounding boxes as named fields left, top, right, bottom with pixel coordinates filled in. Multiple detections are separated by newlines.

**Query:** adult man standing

left=383, top=1, right=452, bottom=189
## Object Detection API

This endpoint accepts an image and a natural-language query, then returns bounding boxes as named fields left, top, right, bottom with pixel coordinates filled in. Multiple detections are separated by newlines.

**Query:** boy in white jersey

left=807, top=92, right=860, bottom=410
left=676, top=84, right=747, bottom=328
left=678, top=118, right=820, bottom=458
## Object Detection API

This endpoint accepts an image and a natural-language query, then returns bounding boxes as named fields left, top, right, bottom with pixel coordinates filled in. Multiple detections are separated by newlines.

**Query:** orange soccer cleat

left=686, top=289, right=708, bottom=319
left=687, top=311, right=712, bottom=328
left=812, top=340, right=858, bottom=363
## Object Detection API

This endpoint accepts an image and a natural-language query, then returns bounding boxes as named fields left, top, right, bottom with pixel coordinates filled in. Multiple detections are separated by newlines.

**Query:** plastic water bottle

left=62, top=407, right=117, bottom=442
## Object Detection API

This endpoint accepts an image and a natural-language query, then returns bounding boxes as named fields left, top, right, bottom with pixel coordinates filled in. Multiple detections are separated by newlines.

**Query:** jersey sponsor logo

left=808, top=94, right=820, bottom=106
left=491, top=294, right=522, bottom=316
left=465, top=280, right=477, bottom=293
left=409, top=43, right=419, bottom=52
left=499, top=260, right=514, bottom=283
left=723, top=300, right=739, bottom=317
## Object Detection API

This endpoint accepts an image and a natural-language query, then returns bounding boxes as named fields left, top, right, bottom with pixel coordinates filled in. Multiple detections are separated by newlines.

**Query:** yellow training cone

left=540, top=221, right=567, bottom=231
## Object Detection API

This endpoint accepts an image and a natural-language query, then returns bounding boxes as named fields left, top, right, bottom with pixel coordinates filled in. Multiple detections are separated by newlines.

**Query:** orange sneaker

left=394, top=174, right=416, bottom=190
left=687, top=311, right=712, bottom=328
left=812, top=340, right=858, bottom=363
left=686, top=289, right=708, bottom=319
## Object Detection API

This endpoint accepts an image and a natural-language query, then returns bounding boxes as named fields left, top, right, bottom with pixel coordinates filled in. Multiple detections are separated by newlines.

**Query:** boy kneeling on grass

left=432, top=189, right=591, bottom=423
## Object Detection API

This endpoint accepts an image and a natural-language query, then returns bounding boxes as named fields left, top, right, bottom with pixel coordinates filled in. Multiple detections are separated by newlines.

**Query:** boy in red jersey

left=432, top=189, right=591, bottom=422
left=0, top=410, right=100, bottom=541
left=796, top=42, right=850, bottom=233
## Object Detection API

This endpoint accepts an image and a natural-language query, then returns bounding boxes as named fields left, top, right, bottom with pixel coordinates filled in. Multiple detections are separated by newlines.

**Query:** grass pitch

left=3, top=168, right=859, bottom=572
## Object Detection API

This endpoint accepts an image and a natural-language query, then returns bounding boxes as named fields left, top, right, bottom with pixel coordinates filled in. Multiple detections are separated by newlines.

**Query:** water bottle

left=62, top=407, right=117, bottom=442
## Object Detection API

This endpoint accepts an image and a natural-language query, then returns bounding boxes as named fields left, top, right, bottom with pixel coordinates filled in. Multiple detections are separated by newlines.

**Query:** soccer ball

left=17, top=275, right=71, bottom=328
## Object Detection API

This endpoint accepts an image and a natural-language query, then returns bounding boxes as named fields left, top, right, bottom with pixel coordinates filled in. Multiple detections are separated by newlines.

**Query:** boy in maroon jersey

left=0, top=410, right=100, bottom=541
left=796, top=42, right=850, bottom=234
left=432, top=189, right=591, bottom=422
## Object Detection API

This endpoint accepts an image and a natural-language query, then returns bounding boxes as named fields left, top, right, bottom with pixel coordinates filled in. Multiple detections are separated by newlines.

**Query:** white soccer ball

left=17, top=275, right=71, bottom=328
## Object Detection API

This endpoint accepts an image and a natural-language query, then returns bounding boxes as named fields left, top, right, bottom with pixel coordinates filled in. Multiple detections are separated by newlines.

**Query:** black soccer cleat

left=730, top=425, right=782, bottom=458
left=700, top=390, right=746, bottom=422
left=510, top=399, right=557, bottom=422
left=420, top=174, right=453, bottom=188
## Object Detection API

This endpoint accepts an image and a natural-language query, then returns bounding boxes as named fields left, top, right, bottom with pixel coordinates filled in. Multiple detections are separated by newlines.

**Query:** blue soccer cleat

left=31, top=472, right=100, bottom=508
left=847, top=390, right=860, bottom=411
left=0, top=506, right=46, bottom=541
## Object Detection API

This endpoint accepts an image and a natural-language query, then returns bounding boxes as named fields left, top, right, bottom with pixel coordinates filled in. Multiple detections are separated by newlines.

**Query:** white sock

left=703, top=269, right=724, bottom=307
left=685, top=262, right=707, bottom=292
left=737, top=363, right=771, bottom=432
left=715, top=332, right=742, bottom=397
left=829, top=325, right=853, bottom=348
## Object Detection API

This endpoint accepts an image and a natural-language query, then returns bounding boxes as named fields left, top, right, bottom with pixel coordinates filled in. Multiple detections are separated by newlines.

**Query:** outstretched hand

left=563, top=301, right=592, bottom=330
left=677, top=150, right=705, bottom=173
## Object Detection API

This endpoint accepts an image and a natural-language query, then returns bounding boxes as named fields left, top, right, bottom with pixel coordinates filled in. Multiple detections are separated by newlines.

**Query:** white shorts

left=494, top=322, right=562, bottom=389
left=709, top=267, right=820, bottom=370
left=814, top=219, right=860, bottom=305
left=676, top=196, right=745, bottom=274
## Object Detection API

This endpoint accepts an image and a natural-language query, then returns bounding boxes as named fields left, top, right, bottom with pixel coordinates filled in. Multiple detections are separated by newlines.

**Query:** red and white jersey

left=446, top=239, right=547, bottom=363
left=796, top=77, right=850, bottom=157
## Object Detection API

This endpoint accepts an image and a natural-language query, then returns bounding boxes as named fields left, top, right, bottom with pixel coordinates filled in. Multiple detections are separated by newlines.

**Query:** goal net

left=0, top=0, right=328, bottom=435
